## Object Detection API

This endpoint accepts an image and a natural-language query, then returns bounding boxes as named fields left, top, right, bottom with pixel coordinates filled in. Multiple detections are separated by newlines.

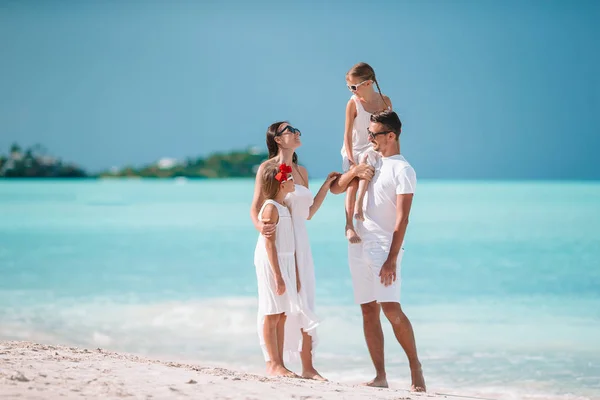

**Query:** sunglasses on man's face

left=347, top=80, right=369, bottom=92
left=367, top=128, right=392, bottom=140
left=276, top=125, right=302, bottom=136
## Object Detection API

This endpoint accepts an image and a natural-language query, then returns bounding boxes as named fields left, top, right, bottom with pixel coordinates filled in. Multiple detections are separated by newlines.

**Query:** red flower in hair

left=275, top=163, right=293, bottom=183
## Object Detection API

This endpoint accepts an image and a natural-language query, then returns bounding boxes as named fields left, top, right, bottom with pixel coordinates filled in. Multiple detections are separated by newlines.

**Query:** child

left=341, top=62, right=393, bottom=243
left=254, top=161, right=319, bottom=377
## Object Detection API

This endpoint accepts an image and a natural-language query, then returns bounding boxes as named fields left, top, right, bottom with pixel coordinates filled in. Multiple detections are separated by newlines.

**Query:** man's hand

left=352, top=163, right=375, bottom=181
left=379, top=258, right=397, bottom=287
left=259, top=221, right=276, bottom=238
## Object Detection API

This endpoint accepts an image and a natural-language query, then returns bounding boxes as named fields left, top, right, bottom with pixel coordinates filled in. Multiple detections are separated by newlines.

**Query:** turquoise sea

left=1, top=180, right=599, bottom=399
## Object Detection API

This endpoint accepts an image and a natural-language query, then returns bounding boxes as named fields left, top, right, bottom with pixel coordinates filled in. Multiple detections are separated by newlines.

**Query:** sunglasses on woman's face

left=276, top=125, right=302, bottom=136
left=347, top=80, right=369, bottom=92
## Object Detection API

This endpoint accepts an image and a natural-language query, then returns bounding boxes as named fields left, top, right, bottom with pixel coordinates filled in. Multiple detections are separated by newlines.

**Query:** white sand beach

left=0, top=341, right=463, bottom=400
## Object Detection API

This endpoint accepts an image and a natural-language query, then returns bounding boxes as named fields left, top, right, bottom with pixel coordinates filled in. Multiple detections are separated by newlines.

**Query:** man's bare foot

left=346, top=225, right=361, bottom=244
left=410, top=366, right=426, bottom=392
left=302, top=368, right=327, bottom=381
left=354, top=209, right=365, bottom=221
left=267, top=364, right=299, bottom=378
left=362, top=375, right=388, bottom=388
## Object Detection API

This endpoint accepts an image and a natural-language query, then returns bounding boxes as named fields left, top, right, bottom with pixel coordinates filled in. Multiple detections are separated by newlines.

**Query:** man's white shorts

left=348, top=241, right=404, bottom=304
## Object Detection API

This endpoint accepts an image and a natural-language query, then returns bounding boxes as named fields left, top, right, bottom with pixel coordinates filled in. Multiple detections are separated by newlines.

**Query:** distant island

left=0, top=144, right=87, bottom=178
left=0, top=143, right=268, bottom=179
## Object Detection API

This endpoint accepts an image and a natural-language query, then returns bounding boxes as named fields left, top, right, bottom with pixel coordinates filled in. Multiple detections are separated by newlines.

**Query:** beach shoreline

left=0, top=340, right=453, bottom=400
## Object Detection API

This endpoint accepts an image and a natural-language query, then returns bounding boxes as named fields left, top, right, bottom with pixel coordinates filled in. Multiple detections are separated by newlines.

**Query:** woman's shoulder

left=295, top=164, right=309, bottom=181
left=257, top=158, right=278, bottom=174
left=296, top=163, right=308, bottom=174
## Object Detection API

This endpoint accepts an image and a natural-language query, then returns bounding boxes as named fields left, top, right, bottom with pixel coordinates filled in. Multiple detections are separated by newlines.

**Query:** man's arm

left=379, top=193, right=413, bottom=286
left=329, top=163, right=375, bottom=195
left=379, top=166, right=417, bottom=287
left=388, top=193, right=413, bottom=260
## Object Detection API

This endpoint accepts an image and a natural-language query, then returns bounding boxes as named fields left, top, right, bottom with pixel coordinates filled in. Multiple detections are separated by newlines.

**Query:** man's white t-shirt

left=359, top=154, right=417, bottom=243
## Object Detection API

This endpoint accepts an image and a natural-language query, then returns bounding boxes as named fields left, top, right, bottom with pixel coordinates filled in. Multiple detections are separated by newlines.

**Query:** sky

left=1, top=0, right=599, bottom=179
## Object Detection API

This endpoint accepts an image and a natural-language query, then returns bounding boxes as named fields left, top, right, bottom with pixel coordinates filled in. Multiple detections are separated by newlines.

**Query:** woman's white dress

left=284, top=185, right=319, bottom=356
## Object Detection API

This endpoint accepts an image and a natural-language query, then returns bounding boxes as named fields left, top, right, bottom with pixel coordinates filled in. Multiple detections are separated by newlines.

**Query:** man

left=330, top=110, right=426, bottom=392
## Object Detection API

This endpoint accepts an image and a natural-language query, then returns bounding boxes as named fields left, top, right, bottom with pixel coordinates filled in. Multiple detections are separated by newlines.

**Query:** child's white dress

left=254, top=199, right=319, bottom=361
left=340, top=94, right=385, bottom=171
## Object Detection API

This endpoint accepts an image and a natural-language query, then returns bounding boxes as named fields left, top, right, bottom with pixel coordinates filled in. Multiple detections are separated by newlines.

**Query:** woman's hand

left=259, top=221, right=276, bottom=238
left=323, top=172, right=341, bottom=188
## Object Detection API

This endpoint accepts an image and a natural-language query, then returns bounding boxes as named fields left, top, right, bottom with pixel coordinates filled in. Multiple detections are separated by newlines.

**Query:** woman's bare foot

left=302, top=368, right=327, bottom=381
left=267, top=364, right=299, bottom=378
left=346, top=224, right=361, bottom=244
left=362, top=375, right=388, bottom=388
left=410, top=366, right=426, bottom=392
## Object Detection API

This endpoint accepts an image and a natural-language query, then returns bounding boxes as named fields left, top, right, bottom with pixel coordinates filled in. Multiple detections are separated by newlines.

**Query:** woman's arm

left=307, top=171, right=340, bottom=220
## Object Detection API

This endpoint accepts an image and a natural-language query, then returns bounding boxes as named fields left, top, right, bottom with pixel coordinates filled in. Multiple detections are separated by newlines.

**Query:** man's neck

left=380, top=144, right=400, bottom=158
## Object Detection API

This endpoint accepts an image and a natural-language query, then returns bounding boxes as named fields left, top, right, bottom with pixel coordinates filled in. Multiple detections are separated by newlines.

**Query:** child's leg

left=263, top=314, right=282, bottom=367
left=276, top=314, right=286, bottom=366
left=355, top=178, right=367, bottom=221
left=345, top=179, right=361, bottom=244
left=355, top=152, right=373, bottom=221
left=263, top=313, right=297, bottom=377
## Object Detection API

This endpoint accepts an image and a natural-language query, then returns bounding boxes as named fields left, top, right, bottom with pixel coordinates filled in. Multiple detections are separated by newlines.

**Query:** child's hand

left=276, top=276, right=286, bottom=295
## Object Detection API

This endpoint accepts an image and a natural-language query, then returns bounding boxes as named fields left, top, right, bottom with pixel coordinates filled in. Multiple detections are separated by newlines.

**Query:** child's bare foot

left=302, top=368, right=327, bottom=381
left=354, top=208, right=365, bottom=221
left=362, top=375, right=388, bottom=388
left=267, top=363, right=299, bottom=378
left=345, top=224, right=361, bottom=244
left=410, top=366, right=426, bottom=392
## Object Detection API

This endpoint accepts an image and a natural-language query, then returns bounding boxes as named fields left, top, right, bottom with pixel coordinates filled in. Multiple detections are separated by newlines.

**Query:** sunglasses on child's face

left=276, top=125, right=302, bottom=137
left=347, top=80, right=369, bottom=92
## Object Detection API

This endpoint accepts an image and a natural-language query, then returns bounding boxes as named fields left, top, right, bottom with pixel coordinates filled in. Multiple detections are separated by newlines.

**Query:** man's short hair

left=370, top=110, right=402, bottom=139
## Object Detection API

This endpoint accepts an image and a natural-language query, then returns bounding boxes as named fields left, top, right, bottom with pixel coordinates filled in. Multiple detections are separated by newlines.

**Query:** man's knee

left=360, top=301, right=380, bottom=322
left=381, top=302, right=404, bottom=324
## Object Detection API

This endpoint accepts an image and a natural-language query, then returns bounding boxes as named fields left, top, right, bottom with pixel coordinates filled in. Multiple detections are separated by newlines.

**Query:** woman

left=250, top=121, right=373, bottom=379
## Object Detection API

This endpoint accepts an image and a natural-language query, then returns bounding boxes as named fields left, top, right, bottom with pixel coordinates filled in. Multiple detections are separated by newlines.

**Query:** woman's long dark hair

left=266, top=121, right=298, bottom=165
